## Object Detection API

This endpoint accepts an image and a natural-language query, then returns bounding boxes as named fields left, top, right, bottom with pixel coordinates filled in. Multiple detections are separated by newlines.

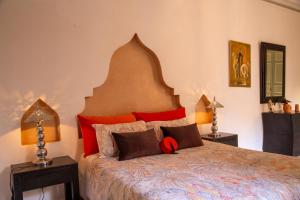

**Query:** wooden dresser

left=262, top=112, right=300, bottom=156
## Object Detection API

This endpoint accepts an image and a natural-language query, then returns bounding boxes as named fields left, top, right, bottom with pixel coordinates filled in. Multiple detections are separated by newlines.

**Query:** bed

left=78, top=34, right=300, bottom=200
left=79, top=141, right=300, bottom=200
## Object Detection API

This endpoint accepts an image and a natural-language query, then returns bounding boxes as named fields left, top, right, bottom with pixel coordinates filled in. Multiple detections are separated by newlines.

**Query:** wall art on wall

left=229, top=40, right=251, bottom=87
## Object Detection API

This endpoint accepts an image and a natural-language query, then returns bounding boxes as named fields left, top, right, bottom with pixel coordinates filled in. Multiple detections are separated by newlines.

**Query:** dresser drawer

left=262, top=112, right=300, bottom=156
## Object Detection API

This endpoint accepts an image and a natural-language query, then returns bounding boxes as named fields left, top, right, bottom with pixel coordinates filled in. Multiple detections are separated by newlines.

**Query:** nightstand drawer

left=19, top=165, right=77, bottom=191
left=220, top=139, right=238, bottom=147
left=201, top=132, right=238, bottom=147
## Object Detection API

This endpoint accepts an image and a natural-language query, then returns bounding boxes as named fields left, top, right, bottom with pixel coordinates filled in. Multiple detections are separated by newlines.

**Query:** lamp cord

left=39, top=187, right=44, bottom=200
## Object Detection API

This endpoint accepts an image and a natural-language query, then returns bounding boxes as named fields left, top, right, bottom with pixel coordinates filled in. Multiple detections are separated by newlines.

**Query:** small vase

left=295, top=104, right=299, bottom=113
left=283, top=103, right=292, bottom=113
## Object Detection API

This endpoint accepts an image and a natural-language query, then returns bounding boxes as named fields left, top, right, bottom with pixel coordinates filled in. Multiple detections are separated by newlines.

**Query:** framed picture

left=229, top=40, right=251, bottom=87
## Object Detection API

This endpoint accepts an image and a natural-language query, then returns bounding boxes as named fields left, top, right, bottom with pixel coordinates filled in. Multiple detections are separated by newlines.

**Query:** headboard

left=79, top=34, right=182, bottom=117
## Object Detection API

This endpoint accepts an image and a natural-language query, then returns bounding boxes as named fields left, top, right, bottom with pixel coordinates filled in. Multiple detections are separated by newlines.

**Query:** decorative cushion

left=93, top=121, right=147, bottom=157
left=77, top=114, right=136, bottom=157
left=160, top=137, right=178, bottom=154
left=112, top=129, right=161, bottom=161
left=161, top=123, right=204, bottom=150
left=132, top=107, right=186, bottom=122
left=146, top=118, right=189, bottom=140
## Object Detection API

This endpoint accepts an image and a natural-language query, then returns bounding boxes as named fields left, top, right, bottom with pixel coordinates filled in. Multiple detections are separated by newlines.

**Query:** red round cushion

left=160, top=137, right=178, bottom=154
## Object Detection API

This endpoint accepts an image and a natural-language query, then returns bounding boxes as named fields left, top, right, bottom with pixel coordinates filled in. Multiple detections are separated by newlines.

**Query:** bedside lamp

left=21, top=99, right=60, bottom=166
left=207, top=97, right=223, bottom=137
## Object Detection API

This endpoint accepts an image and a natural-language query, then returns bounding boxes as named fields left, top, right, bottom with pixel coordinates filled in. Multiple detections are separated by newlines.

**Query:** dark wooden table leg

left=13, top=190, right=23, bottom=200
left=13, top=178, right=23, bottom=200
left=64, top=182, right=72, bottom=200
left=72, top=173, right=80, bottom=200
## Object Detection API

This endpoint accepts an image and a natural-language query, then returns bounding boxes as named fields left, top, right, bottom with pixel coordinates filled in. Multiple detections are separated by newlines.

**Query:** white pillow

left=146, top=118, right=189, bottom=140
left=93, top=121, right=147, bottom=157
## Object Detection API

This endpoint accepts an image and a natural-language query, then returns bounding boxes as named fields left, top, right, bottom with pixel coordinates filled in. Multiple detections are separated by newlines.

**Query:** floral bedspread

left=83, top=141, right=300, bottom=200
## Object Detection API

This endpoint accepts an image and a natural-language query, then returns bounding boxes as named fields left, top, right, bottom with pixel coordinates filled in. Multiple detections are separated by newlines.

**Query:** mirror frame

left=260, top=42, right=286, bottom=104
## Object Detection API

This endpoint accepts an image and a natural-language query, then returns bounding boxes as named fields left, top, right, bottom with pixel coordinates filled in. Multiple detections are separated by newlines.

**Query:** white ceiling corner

left=262, top=0, right=300, bottom=12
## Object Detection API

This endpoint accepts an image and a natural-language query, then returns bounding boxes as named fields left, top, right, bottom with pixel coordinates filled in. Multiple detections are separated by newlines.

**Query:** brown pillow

left=161, top=123, right=204, bottom=150
left=112, top=129, right=161, bottom=161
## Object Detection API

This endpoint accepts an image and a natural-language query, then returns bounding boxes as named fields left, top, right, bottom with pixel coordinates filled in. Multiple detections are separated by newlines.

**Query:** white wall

left=0, top=0, right=300, bottom=199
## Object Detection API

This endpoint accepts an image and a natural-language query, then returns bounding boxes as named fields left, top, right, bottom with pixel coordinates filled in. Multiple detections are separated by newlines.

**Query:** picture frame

left=229, top=40, right=251, bottom=87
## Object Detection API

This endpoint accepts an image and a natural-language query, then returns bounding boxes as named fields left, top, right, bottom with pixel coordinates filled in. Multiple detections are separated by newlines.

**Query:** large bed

left=77, top=34, right=300, bottom=200
left=79, top=141, right=300, bottom=200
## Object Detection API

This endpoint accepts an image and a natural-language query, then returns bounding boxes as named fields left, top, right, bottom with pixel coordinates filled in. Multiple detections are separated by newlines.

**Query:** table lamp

left=206, top=96, right=224, bottom=137
left=21, top=99, right=60, bottom=166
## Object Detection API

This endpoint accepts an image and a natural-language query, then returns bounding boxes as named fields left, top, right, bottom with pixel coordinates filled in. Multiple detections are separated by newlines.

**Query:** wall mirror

left=260, top=42, right=286, bottom=103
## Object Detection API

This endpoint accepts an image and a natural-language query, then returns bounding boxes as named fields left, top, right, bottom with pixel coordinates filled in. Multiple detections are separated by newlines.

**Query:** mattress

left=79, top=141, right=300, bottom=200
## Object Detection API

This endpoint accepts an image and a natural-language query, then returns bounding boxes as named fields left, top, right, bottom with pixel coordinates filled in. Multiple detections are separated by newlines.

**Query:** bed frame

left=78, top=34, right=182, bottom=137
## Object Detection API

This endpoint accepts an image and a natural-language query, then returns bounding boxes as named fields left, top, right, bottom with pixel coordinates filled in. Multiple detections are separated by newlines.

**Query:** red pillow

left=160, top=137, right=178, bottom=154
left=132, top=107, right=186, bottom=122
left=77, top=114, right=136, bottom=157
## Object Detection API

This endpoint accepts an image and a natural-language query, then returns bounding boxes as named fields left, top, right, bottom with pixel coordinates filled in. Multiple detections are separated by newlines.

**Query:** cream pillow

left=146, top=118, right=189, bottom=140
left=93, top=121, right=147, bottom=157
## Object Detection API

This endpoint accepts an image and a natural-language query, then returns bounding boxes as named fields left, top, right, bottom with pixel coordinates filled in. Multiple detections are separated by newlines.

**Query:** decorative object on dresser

left=201, top=132, right=238, bottom=147
left=267, top=99, right=275, bottom=112
left=282, top=98, right=292, bottom=113
left=21, top=99, right=60, bottom=166
left=10, top=156, right=80, bottom=200
left=260, top=42, right=286, bottom=103
left=262, top=112, right=300, bottom=156
left=207, top=97, right=224, bottom=137
left=229, top=40, right=251, bottom=87
left=296, top=104, right=300, bottom=113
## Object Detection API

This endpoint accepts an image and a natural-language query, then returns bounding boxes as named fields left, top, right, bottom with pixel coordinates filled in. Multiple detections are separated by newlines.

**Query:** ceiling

left=287, top=0, right=300, bottom=4
left=263, top=0, right=300, bottom=12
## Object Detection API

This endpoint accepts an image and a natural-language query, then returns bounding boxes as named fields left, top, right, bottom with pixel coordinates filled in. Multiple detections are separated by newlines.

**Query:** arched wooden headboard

left=79, top=34, right=182, bottom=117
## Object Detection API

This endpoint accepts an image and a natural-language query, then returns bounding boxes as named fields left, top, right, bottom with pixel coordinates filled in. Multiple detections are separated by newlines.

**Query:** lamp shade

left=207, top=97, right=224, bottom=109
left=21, top=99, right=60, bottom=145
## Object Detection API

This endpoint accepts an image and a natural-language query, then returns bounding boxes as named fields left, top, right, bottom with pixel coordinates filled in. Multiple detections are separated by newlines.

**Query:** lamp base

left=33, top=158, right=52, bottom=167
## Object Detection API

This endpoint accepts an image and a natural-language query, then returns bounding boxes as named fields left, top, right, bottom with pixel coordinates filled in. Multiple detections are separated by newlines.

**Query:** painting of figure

left=229, top=41, right=251, bottom=87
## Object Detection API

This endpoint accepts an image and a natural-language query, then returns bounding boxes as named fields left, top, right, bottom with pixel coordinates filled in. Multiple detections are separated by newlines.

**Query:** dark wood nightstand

left=201, top=132, right=238, bottom=147
left=11, top=156, right=80, bottom=200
